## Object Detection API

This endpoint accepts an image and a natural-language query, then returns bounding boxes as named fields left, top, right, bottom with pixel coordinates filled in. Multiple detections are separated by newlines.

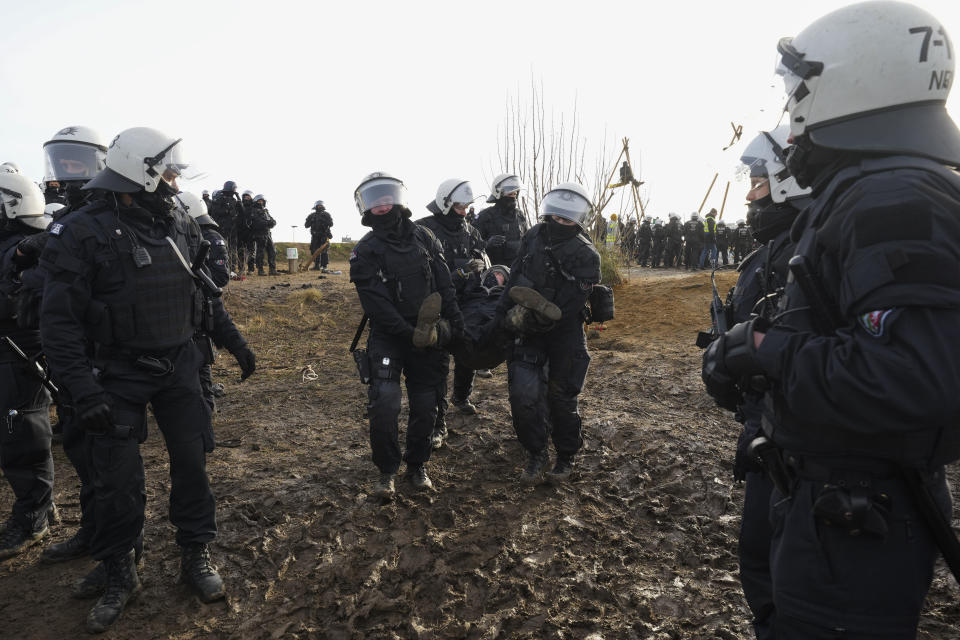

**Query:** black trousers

left=770, top=460, right=950, bottom=638
left=366, top=329, right=447, bottom=473
left=310, top=234, right=330, bottom=269
left=507, top=321, right=590, bottom=457
left=254, top=234, right=276, bottom=270
left=740, top=470, right=776, bottom=640
left=60, top=390, right=96, bottom=537
left=0, top=356, right=53, bottom=531
left=86, top=341, right=215, bottom=560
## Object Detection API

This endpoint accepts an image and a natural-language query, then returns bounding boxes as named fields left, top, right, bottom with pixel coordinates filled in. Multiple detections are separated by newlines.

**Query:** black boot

left=406, top=464, right=433, bottom=491
left=42, top=527, right=92, bottom=563
left=0, top=516, right=48, bottom=560
left=85, top=549, right=140, bottom=633
left=547, top=454, right=575, bottom=483
left=521, top=449, right=549, bottom=485
left=451, top=396, right=478, bottom=415
left=180, top=543, right=225, bottom=603
left=72, top=534, right=142, bottom=599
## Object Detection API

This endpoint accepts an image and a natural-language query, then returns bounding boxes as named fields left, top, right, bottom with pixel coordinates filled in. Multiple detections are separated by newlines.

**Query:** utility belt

left=95, top=342, right=186, bottom=377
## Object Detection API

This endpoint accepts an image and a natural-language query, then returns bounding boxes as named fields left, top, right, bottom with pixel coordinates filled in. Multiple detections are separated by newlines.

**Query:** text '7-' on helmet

left=85, top=127, right=198, bottom=193
left=354, top=172, right=406, bottom=215
left=0, top=172, right=48, bottom=230
left=776, top=0, right=960, bottom=164
left=433, top=178, right=475, bottom=216
left=42, top=125, right=107, bottom=184
left=539, top=182, right=593, bottom=230
left=487, top=173, right=524, bottom=203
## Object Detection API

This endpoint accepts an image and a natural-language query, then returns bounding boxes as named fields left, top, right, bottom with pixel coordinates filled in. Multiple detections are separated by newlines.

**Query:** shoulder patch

left=858, top=309, right=894, bottom=337
left=49, top=223, right=64, bottom=236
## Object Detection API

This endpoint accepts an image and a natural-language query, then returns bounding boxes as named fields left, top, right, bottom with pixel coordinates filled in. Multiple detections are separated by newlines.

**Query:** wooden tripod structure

left=600, top=137, right=646, bottom=223
left=697, top=122, right=742, bottom=220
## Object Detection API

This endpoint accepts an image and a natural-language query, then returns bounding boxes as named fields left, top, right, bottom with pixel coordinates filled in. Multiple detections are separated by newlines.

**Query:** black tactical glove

left=78, top=398, right=113, bottom=433
left=231, top=346, right=256, bottom=380
left=701, top=319, right=766, bottom=411
left=13, top=233, right=48, bottom=270
left=485, top=235, right=506, bottom=251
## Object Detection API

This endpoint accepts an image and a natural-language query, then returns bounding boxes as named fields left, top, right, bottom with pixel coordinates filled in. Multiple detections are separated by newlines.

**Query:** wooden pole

left=718, top=181, right=731, bottom=220
left=622, top=143, right=644, bottom=221
left=698, top=173, right=719, bottom=214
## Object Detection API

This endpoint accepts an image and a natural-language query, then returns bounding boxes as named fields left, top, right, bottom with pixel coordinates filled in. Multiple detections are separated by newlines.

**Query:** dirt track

left=2, top=263, right=958, bottom=639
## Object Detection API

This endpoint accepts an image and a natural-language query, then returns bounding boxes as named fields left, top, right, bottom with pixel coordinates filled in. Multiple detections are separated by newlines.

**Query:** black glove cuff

left=724, top=319, right=765, bottom=377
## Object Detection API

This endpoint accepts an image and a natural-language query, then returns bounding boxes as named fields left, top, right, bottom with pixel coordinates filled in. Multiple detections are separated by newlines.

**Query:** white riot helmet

left=486, top=173, right=524, bottom=203
left=84, top=127, right=197, bottom=194
left=776, top=1, right=960, bottom=165
left=242, top=189, right=254, bottom=199
left=0, top=172, right=48, bottom=230
left=739, top=126, right=812, bottom=204
left=44, top=202, right=66, bottom=216
left=432, top=178, right=475, bottom=216
left=354, top=171, right=407, bottom=215
left=314, top=199, right=324, bottom=209
left=42, top=126, right=108, bottom=184
left=539, top=182, right=592, bottom=230
left=1, top=161, right=21, bottom=174
left=254, top=194, right=266, bottom=204
left=177, top=191, right=216, bottom=227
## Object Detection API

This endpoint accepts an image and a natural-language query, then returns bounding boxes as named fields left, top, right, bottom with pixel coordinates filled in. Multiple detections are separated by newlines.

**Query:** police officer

left=700, top=208, right=718, bottom=269
left=39, top=128, right=256, bottom=633
left=497, top=182, right=601, bottom=483
left=682, top=213, right=702, bottom=269
left=474, top=173, right=529, bottom=267
left=348, top=172, right=463, bottom=498
left=305, top=200, right=334, bottom=271
left=0, top=173, right=55, bottom=559
left=705, top=126, right=812, bottom=639
left=201, top=189, right=212, bottom=210
left=250, top=194, right=277, bottom=275
left=703, top=3, right=960, bottom=636
left=733, top=219, right=751, bottom=264
left=636, top=217, right=652, bottom=266
left=178, top=191, right=230, bottom=415
left=209, top=181, right=244, bottom=277
left=650, top=218, right=666, bottom=267
left=239, top=190, right=258, bottom=275
left=716, top=221, right=730, bottom=266
left=664, top=213, right=683, bottom=268
left=42, top=126, right=109, bottom=210
left=416, top=179, right=487, bottom=447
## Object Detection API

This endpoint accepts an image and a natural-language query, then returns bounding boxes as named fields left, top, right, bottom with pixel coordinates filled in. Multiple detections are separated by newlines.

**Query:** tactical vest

left=83, top=206, right=204, bottom=353
left=363, top=226, right=437, bottom=319
left=419, top=216, right=483, bottom=271
left=764, top=156, right=960, bottom=466
left=517, top=225, right=596, bottom=303
left=480, top=206, right=528, bottom=262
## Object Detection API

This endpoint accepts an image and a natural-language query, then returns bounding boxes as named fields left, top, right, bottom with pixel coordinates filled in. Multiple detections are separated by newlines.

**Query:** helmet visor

left=495, top=175, right=523, bottom=196
left=539, top=188, right=592, bottom=228
left=355, top=178, right=407, bottom=213
left=43, top=142, right=106, bottom=181
left=148, top=139, right=203, bottom=185
left=448, top=181, right=475, bottom=206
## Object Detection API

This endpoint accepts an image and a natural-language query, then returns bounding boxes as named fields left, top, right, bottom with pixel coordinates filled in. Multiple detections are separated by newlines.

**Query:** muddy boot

left=406, top=464, right=433, bottom=491
left=43, top=527, right=92, bottom=563
left=268, top=267, right=278, bottom=276
left=180, top=543, right=225, bottom=603
left=72, top=561, right=107, bottom=599
left=412, top=292, right=442, bottom=348
left=374, top=472, right=395, bottom=498
left=451, top=395, right=477, bottom=415
left=0, top=517, right=49, bottom=560
left=547, top=454, right=575, bottom=483
left=257, top=267, right=266, bottom=276
left=85, top=549, right=140, bottom=633
left=474, top=368, right=493, bottom=379
left=509, top=286, right=562, bottom=322
left=521, top=449, right=549, bottom=486
left=504, top=305, right=533, bottom=334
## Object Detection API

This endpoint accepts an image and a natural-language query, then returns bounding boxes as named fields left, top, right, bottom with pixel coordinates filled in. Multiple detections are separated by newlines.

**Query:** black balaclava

left=496, top=195, right=518, bottom=213
left=746, top=196, right=802, bottom=244
left=546, top=217, right=581, bottom=242
left=364, top=205, right=406, bottom=231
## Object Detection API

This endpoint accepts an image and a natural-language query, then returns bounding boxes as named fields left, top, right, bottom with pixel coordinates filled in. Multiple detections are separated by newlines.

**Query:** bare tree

left=491, top=75, right=617, bottom=227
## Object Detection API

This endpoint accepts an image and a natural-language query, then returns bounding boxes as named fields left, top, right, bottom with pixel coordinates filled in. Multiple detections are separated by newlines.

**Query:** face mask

left=547, top=217, right=581, bottom=241
left=368, top=207, right=400, bottom=230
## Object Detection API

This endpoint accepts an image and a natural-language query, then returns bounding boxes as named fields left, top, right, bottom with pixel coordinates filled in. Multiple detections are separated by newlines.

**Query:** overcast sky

left=2, top=0, right=958, bottom=242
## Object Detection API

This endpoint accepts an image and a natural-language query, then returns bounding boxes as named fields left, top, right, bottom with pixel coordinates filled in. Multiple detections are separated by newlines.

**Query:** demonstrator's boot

left=412, top=292, right=442, bottom=348
left=85, top=549, right=140, bottom=633
left=508, top=286, right=562, bottom=322
left=0, top=516, right=48, bottom=560
left=547, top=454, right=575, bottom=483
left=42, top=526, right=92, bottom=563
left=407, top=464, right=433, bottom=491
left=374, top=472, right=395, bottom=498
left=521, top=449, right=549, bottom=486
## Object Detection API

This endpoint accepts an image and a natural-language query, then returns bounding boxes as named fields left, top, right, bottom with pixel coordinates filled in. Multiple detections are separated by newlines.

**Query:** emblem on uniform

left=858, top=309, right=893, bottom=337
left=349, top=249, right=358, bottom=261
left=50, top=223, right=64, bottom=236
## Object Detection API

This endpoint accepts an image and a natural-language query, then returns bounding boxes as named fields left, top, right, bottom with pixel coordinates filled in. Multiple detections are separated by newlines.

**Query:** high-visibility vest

left=605, top=219, right=619, bottom=245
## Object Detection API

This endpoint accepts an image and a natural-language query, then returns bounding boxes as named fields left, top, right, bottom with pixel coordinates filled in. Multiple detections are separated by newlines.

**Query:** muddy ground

left=2, top=263, right=958, bottom=639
